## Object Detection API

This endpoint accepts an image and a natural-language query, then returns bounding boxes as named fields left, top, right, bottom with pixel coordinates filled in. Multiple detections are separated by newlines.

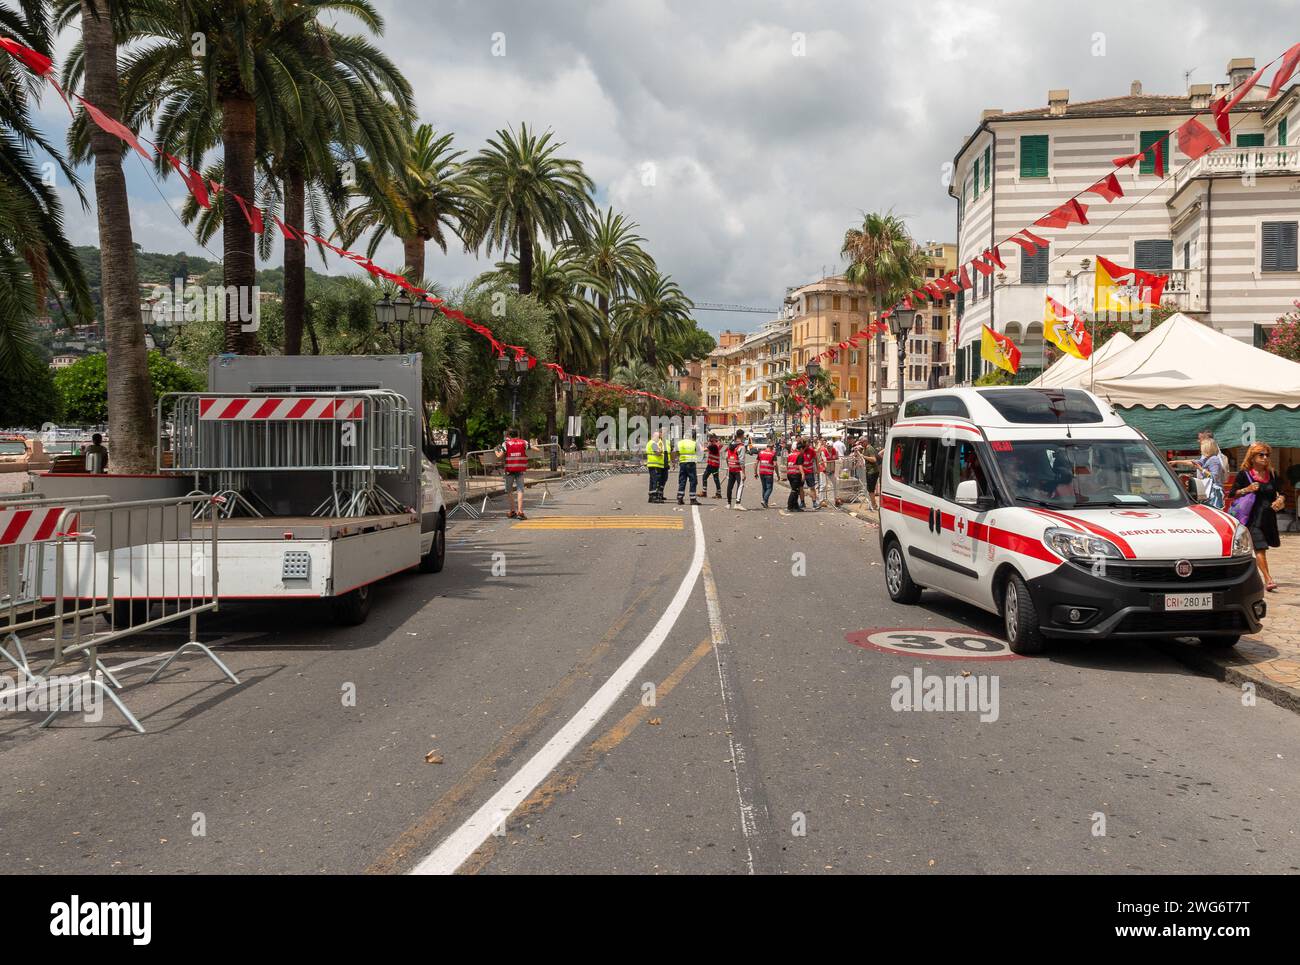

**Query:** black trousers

left=702, top=464, right=721, bottom=494
left=787, top=475, right=803, bottom=510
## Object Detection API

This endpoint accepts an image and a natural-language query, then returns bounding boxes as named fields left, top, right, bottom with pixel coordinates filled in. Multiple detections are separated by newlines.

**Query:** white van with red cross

left=878, top=387, right=1265, bottom=654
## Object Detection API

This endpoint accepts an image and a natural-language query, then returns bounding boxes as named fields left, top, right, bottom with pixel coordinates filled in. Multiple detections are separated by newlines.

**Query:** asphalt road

left=2, top=470, right=1298, bottom=874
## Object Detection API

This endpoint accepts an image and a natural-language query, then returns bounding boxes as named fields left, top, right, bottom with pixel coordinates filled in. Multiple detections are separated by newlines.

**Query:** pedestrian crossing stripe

left=512, top=516, right=683, bottom=530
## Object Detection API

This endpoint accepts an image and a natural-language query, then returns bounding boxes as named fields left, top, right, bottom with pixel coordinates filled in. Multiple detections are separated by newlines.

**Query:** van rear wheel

left=331, top=584, right=371, bottom=626
left=884, top=539, right=921, bottom=605
left=419, top=512, right=446, bottom=573
left=1002, top=573, right=1045, bottom=655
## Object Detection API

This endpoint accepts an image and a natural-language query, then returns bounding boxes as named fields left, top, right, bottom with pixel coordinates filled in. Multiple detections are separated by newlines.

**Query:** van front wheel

left=1002, top=573, right=1045, bottom=655
left=884, top=540, right=921, bottom=605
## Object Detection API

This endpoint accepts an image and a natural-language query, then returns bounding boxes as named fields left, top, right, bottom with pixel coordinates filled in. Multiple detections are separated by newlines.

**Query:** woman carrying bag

left=1228, top=442, right=1286, bottom=591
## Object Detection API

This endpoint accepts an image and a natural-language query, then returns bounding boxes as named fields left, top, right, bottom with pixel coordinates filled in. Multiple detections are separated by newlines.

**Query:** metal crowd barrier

left=0, top=493, right=238, bottom=734
left=447, top=443, right=564, bottom=519
left=160, top=390, right=413, bottom=518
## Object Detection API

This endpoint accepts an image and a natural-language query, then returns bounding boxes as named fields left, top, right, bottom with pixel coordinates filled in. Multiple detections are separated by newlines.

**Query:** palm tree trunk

left=874, top=287, right=884, bottom=411
left=81, top=0, right=154, bottom=472
left=517, top=223, right=534, bottom=296
left=598, top=293, right=611, bottom=379
left=402, top=235, right=425, bottom=282
left=282, top=167, right=306, bottom=355
left=220, top=91, right=257, bottom=354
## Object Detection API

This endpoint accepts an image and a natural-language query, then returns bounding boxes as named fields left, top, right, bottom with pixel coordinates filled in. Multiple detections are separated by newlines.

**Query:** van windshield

left=987, top=439, right=1187, bottom=509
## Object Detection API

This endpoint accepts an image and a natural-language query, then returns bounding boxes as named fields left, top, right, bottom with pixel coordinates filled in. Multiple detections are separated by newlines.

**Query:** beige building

left=787, top=276, right=876, bottom=422
left=950, top=59, right=1300, bottom=383
left=706, top=322, right=792, bottom=426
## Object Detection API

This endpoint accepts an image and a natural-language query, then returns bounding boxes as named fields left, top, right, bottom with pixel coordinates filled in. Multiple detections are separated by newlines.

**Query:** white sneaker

left=735, top=504, right=748, bottom=511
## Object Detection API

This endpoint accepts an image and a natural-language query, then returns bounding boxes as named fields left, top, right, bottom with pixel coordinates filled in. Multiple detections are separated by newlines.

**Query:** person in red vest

left=755, top=438, right=777, bottom=508
left=785, top=440, right=805, bottom=512
left=498, top=426, right=530, bottom=519
left=802, top=437, right=820, bottom=509
left=702, top=434, right=722, bottom=498
left=822, top=435, right=841, bottom=507
left=725, top=430, right=747, bottom=510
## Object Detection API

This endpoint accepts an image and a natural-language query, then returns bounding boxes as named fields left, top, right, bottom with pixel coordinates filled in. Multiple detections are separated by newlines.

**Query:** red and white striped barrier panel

left=0, top=506, right=77, bottom=545
left=197, top=397, right=366, bottom=421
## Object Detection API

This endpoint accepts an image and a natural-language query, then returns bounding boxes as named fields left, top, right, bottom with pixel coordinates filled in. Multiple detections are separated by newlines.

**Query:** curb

left=1153, top=638, right=1300, bottom=715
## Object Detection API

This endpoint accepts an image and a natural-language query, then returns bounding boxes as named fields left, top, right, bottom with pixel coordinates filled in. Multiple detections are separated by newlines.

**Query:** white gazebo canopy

left=1091, top=313, right=1300, bottom=409
left=1029, top=331, right=1134, bottom=389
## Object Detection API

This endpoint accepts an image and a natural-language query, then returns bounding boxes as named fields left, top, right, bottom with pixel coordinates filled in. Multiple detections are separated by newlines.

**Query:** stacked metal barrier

left=0, top=493, right=238, bottom=734
left=162, top=391, right=413, bottom=518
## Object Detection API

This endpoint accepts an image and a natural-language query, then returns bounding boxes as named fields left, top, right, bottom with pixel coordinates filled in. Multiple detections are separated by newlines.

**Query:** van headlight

left=1043, top=526, right=1123, bottom=560
left=1232, top=524, right=1254, bottom=557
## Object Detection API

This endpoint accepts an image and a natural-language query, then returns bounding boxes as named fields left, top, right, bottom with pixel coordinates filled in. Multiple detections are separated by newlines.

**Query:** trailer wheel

left=419, top=512, right=446, bottom=573
left=331, top=584, right=372, bottom=626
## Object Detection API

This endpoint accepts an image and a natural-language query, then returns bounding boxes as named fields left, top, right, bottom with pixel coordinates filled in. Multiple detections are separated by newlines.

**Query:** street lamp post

left=805, top=359, right=821, bottom=437
left=887, top=310, right=917, bottom=409
left=779, top=382, right=790, bottom=438
left=139, top=301, right=183, bottom=356
left=497, top=355, right=530, bottom=425
left=375, top=292, right=435, bottom=352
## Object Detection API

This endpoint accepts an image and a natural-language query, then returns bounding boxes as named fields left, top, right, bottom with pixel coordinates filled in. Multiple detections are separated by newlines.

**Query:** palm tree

left=476, top=245, right=604, bottom=442
left=337, top=122, right=482, bottom=286
left=89, top=0, right=402, bottom=353
left=612, top=270, right=694, bottom=372
left=579, top=208, right=653, bottom=378
left=1, top=1, right=92, bottom=376
left=50, top=0, right=153, bottom=468
left=840, top=212, right=928, bottom=409
left=464, top=123, right=594, bottom=297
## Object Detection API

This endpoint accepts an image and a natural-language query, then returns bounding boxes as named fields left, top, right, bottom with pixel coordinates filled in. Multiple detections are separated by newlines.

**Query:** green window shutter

left=1019, top=135, right=1048, bottom=178
left=1262, top=221, right=1298, bottom=272
left=1133, top=239, right=1173, bottom=272
left=1139, top=130, right=1168, bottom=174
left=983, top=145, right=991, bottom=189
left=1236, top=133, right=1264, bottom=146
left=1278, top=117, right=1288, bottom=146
left=973, top=158, right=980, bottom=199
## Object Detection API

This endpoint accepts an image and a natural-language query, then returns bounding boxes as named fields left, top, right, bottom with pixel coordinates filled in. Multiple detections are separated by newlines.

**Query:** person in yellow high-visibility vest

left=675, top=430, right=700, bottom=505
left=645, top=431, right=667, bottom=503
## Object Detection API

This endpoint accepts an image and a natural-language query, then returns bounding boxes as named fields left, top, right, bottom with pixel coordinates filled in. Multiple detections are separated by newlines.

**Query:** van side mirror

left=956, top=479, right=993, bottom=509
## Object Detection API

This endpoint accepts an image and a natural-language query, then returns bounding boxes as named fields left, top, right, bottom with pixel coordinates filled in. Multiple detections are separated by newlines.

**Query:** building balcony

left=1064, top=267, right=1206, bottom=315
left=1173, top=144, right=1300, bottom=193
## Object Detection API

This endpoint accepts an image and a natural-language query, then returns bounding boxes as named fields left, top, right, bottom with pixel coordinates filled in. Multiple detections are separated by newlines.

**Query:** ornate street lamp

left=887, top=309, right=918, bottom=408
left=140, top=300, right=183, bottom=356
left=804, top=360, right=821, bottom=436
left=375, top=291, right=430, bottom=352
left=497, top=355, right=530, bottom=425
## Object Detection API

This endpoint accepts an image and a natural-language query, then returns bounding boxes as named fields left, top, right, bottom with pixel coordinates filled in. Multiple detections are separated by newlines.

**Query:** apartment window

left=1262, top=221, right=1298, bottom=272
left=1139, top=130, right=1168, bottom=174
left=849, top=376, right=859, bottom=393
left=832, top=295, right=842, bottom=310
left=973, top=157, right=981, bottom=199
left=1019, top=135, right=1048, bottom=178
left=1279, top=117, right=1289, bottom=146
left=983, top=144, right=992, bottom=190
left=1020, top=246, right=1049, bottom=284
left=915, top=317, right=926, bottom=334
left=850, top=297, right=858, bottom=312
left=1133, top=239, right=1173, bottom=272
left=1183, top=241, right=1191, bottom=269
left=832, top=323, right=840, bottom=340
left=1254, top=324, right=1276, bottom=348
left=1236, top=133, right=1265, bottom=147
left=956, top=288, right=964, bottom=319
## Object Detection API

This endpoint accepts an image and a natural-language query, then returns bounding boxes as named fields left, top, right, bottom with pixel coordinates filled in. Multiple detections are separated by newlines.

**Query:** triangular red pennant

left=1211, top=97, right=1232, bottom=142
left=74, top=93, right=152, bottom=161
left=1084, top=172, right=1124, bottom=202
left=982, top=246, right=1005, bottom=269
left=958, top=264, right=973, bottom=290
left=1153, top=139, right=1165, bottom=178
left=1176, top=117, right=1222, bottom=161
left=1112, top=151, right=1143, bottom=169
left=971, top=257, right=994, bottom=277
left=165, top=153, right=211, bottom=209
left=1035, top=198, right=1089, bottom=230
left=0, top=35, right=53, bottom=75
left=1269, top=43, right=1300, bottom=98
left=232, top=193, right=264, bottom=234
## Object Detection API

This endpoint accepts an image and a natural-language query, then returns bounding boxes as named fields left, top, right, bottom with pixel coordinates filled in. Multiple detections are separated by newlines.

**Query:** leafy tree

left=0, top=361, right=61, bottom=426
left=54, top=350, right=202, bottom=424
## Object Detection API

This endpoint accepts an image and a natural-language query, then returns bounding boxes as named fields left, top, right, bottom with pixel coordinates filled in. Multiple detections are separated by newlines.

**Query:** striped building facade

left=950, top=60, right=1300, bottom=384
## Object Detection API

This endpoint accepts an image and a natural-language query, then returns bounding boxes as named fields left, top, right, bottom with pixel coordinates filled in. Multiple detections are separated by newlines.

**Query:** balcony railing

left=1173, top=144, right=1300, bottom=192
left=1066, top=267, right=1205, bottom=314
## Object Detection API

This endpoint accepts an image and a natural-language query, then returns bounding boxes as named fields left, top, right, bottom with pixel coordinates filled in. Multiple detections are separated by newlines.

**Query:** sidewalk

left=1159, top=535, right=1300, bottom=713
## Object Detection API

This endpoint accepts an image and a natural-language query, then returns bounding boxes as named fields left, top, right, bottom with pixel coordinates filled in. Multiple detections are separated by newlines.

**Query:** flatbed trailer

left=36, top=354, right=451, bottom=625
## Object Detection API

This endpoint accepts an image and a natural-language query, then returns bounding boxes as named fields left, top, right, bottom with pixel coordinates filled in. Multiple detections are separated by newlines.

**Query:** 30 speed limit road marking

left=846, top=628, right=1026, bottom=661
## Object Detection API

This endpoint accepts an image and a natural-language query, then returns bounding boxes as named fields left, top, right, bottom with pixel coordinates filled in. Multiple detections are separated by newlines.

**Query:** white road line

left=700, top=554, right=759, bottom=874
left=411, top=504, right=707, bottom=875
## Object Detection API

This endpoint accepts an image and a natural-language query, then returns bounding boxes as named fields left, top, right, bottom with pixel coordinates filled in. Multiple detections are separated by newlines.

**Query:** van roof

left=892, top=386, right=1133, bottom=433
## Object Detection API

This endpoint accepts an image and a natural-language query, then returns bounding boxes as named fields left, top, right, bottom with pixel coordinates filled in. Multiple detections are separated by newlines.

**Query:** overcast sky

left=34, top=0, right=1296, bottom=335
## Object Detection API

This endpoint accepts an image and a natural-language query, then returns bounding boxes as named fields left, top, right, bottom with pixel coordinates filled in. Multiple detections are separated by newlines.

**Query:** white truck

left=41, top=354, right=452, bottom=625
